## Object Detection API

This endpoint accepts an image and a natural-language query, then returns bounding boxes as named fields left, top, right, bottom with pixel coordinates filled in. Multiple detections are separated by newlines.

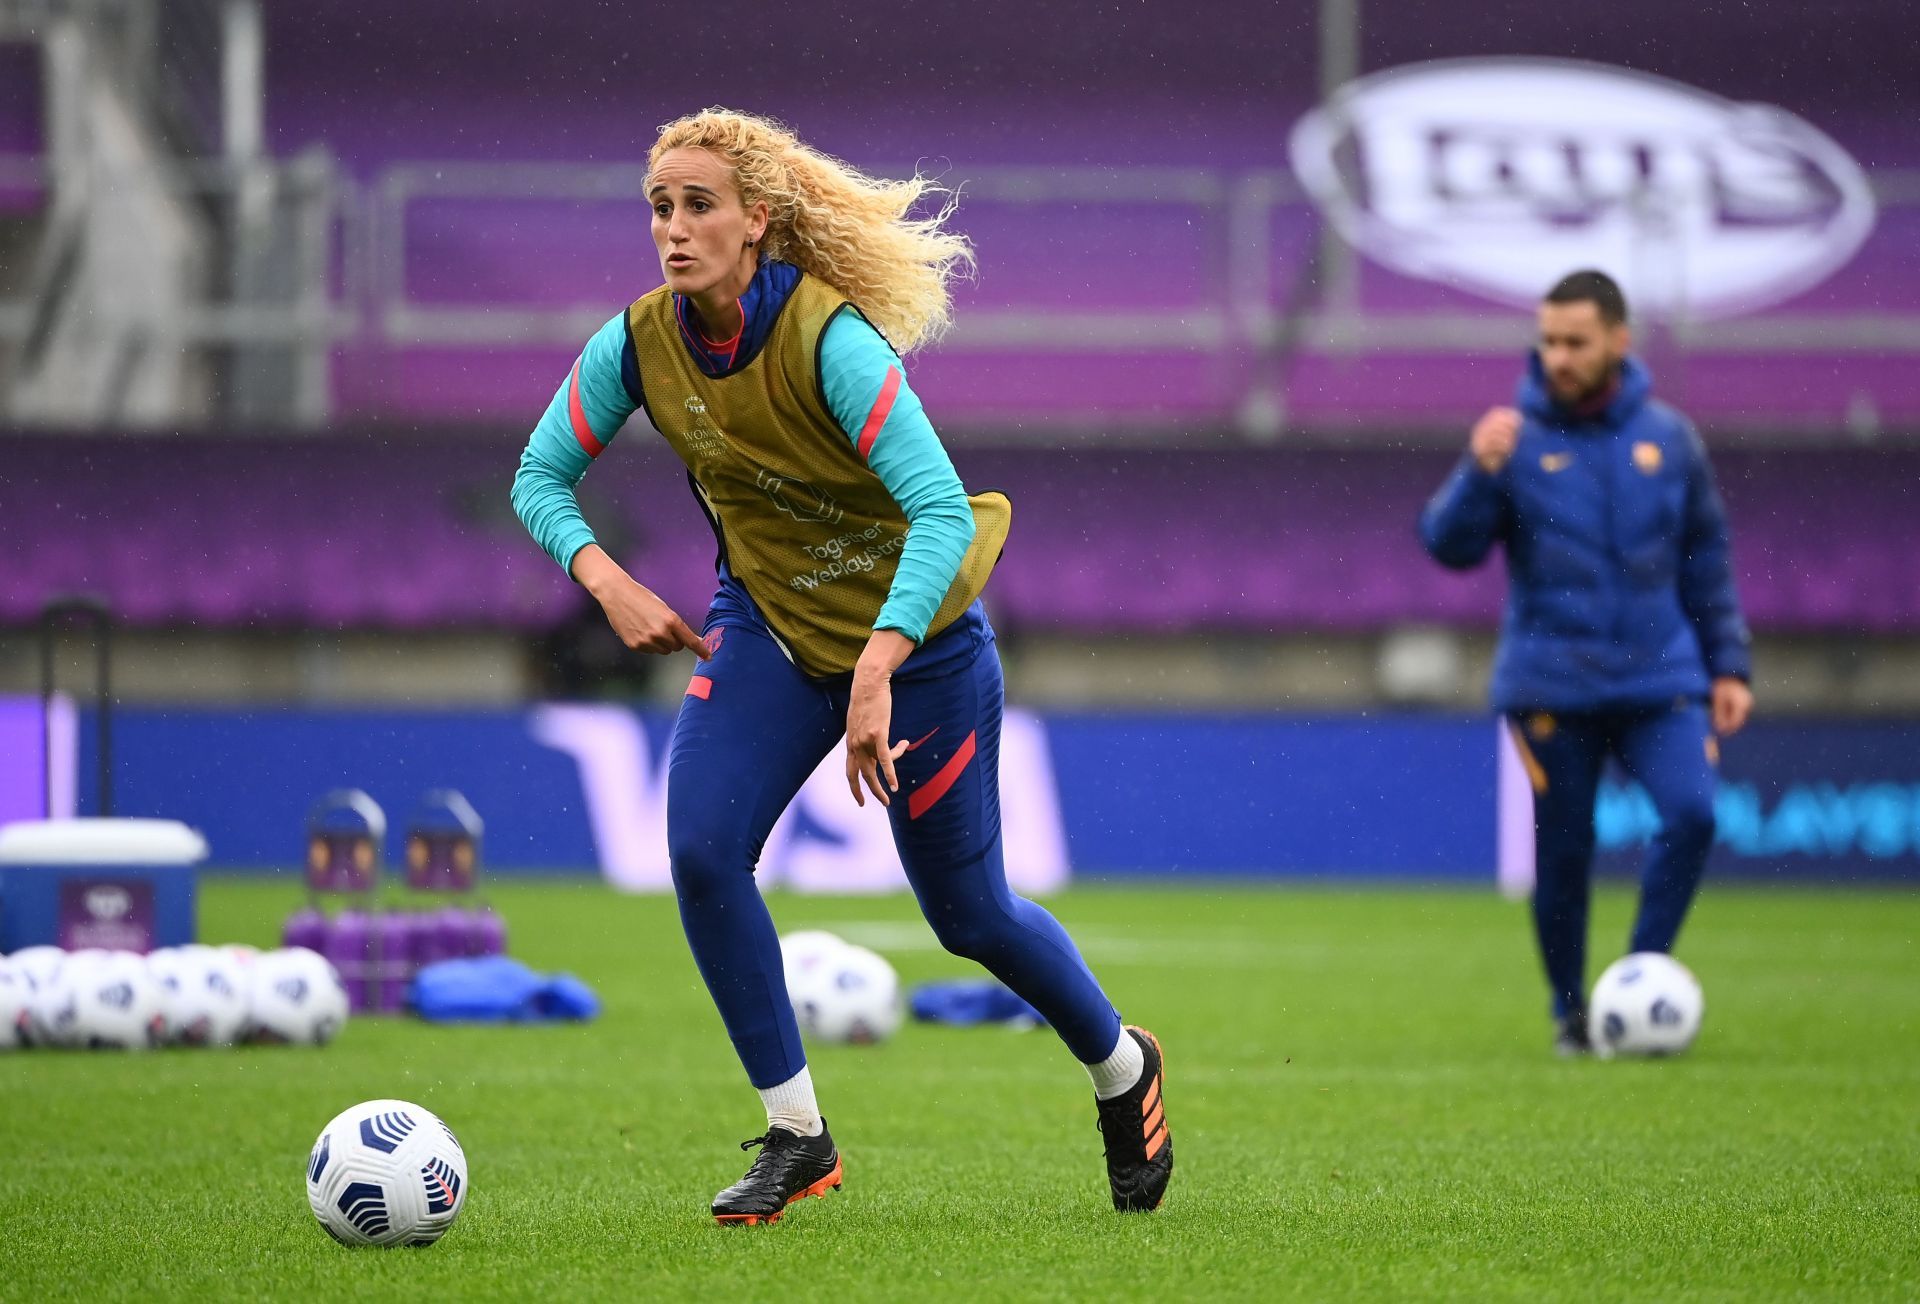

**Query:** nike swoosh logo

left=904, top=728, right=941, bottom=753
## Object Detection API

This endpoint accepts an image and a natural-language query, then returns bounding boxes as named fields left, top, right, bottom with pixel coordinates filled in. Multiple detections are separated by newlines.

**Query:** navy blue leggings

left=1509, top=702, right=1719, bottom=1019
left=665, top=616, right=1121, bottom=1088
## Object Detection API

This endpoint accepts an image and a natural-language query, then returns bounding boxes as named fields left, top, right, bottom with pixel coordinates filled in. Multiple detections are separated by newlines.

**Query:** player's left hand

left=845, top=630, right=919, bottom=808
left=1711, top=675, right=1753, bottom=736
left=845, top=669, right=906, bottom=808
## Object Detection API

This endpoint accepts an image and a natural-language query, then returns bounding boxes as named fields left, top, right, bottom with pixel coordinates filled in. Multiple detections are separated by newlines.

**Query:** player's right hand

left=601, top=583, right=712, bottom=657
left=573, top=545, right=713, bottom=657
left=1469, top=406, right=1522, bottom=474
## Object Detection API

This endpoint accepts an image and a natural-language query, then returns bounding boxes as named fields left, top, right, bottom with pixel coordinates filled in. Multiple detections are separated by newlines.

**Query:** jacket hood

left=1518, top=352, right=1653, bottom=427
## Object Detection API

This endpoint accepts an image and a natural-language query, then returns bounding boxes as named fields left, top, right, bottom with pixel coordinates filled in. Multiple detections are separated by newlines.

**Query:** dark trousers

left=666, top=613, right=1122, bottom=1088
left=1508, top=701, right=1718, bottom=1019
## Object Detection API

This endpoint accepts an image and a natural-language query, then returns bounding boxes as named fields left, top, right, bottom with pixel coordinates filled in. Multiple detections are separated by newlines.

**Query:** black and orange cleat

left=1554, top=1009, right=1592, bottom=1058
left=1095, top=1025, right=1173, bottom=1212
left=711, top=1122, right=842, bottom=1226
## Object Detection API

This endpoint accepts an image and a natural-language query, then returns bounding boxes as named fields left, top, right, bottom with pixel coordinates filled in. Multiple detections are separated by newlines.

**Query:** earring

left=746, top=237, right=757, bottom=249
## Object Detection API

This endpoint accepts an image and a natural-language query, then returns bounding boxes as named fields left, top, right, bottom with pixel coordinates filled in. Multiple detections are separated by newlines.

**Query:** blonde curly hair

left=648, top=108, right=974, bottom=354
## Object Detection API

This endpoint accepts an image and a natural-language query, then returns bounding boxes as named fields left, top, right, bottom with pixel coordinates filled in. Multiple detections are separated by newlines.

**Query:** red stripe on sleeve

left=855, top=366, right=902, bottom=461
left=685, top=675, right=713, bottom=700
left=908, top=729, right=978, bottom=821
left=568, top=358, right=606, bottom=458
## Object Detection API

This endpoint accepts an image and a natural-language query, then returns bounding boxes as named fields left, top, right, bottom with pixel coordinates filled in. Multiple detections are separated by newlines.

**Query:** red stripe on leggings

left=908, top=729, right=977, bottom=821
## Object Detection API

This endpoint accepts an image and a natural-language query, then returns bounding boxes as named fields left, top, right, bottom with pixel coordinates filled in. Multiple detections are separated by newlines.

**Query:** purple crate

left=282, top=907, right=329, bottom=955
left=469, top=906, right=507, bottom=958
left=324, top=909, right=374, bottom=1013
left=373, top=911, right=416, bottom=1014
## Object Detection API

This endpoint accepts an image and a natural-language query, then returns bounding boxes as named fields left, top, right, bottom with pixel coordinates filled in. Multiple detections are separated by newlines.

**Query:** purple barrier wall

left=3, top=433, right=1914, bottom=633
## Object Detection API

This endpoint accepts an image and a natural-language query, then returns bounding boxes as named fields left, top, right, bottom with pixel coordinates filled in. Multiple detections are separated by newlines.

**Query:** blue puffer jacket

left=1420, top=354, right=1751, bottom=712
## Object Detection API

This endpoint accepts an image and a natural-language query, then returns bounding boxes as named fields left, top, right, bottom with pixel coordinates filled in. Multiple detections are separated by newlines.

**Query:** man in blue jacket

left=1420, top=269, right=1754, bottom=1055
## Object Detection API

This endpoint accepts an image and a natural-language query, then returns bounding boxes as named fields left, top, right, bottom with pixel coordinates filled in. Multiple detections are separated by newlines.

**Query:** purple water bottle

left=374, top=911, right=416, bottom=1014
left=282, top=906, right=329, bottom=955
left=411, top=907, right=460, bottom=972
left=437, top=905, right=478, bottom=960
left=325, top=909, right=373, bottom=1013
left=470, top=905, right=507, bottom=957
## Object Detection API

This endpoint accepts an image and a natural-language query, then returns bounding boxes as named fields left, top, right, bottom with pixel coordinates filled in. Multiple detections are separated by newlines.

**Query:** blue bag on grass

left=410, top=956, right=599, bottom=1023
left=909, top=979, right=1045, bottom=1028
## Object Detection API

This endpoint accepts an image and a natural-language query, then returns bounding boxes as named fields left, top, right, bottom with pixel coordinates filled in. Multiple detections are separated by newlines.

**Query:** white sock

left=1085, top=1026, right=1145, bottom=1100
left=757, top=1066, right=824, bottom=1137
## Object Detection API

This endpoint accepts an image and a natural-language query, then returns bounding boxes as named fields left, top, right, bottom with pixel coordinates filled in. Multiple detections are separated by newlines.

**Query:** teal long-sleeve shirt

left=509, top=307, right=975, bottom=644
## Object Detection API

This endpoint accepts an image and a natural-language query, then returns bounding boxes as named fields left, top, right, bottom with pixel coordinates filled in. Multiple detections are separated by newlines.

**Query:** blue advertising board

left=46, top=705, right=1498, bottom=882
left=1044, top=714, right=1495, bottom=877
left=1595, top=721, right=1920, bottom=881
left=0, top=701, right=1909, bottom=885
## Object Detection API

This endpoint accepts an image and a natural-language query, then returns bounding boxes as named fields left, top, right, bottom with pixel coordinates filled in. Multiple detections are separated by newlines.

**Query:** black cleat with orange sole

left=711, top=1122, right=842, bottom=1226
left=1554, top=1009, right=1592, bottom=1058
left=1095, top=1025, right=1173, bottom=1212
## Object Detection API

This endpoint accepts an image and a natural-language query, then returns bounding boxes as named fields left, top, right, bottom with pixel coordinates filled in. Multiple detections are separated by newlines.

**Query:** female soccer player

left=511, top=109, right=1170, bottom=1223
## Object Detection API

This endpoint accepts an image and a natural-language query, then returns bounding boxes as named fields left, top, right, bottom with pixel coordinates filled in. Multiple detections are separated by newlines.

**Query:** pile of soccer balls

left=0, top=943, right=349, bottom=1051
left=779, top=929, right=902, bottom=1045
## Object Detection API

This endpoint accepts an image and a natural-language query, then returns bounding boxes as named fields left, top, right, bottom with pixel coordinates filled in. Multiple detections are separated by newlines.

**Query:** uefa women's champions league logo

left=84, top=885, right=133, bottom=922
left=57, top=877, right=155, bottom=950
left=682, top=396, right=726, bottom=460
left=1289, top=58, right=1877, bottom=319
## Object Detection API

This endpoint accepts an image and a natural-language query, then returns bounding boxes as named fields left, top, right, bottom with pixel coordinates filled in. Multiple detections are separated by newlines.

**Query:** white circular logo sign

left=1289, top=58, right=1877, bottom=319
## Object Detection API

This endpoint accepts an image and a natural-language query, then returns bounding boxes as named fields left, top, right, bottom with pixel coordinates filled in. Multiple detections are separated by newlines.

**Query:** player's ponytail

left=647, top=108, right=974, bottom=354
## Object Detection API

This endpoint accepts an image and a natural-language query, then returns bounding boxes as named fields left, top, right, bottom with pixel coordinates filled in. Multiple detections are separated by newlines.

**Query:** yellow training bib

left=629, top=275, right=1009, bottom=676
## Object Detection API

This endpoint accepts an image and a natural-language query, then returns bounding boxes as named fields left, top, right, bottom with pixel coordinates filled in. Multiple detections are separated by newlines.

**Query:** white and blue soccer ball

left=29, top=948, right=97, bottom=1047
left=59, top=949, right=167, bottom=1050
left=781, top=934, right=901, bottom=1045
left=0, top=961, right=28, bottom=1050
left=7, top=945, right=67, bottom=990
left=248, top=947, right=349, bottom=1046
left=306, top=1099, right=468, bottom=1247
left=1590, top=952, right=1704, bottom=1059
left=149, top=944, right=252, bottom=1047
left=7, top=946, right=70, bottom=1045
left=144, top=947, right=193, bottom=1041
left=780, top=929, right=850, bottom=973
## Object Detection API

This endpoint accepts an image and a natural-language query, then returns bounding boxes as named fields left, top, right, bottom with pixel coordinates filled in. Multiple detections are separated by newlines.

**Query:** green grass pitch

left=1, top=879, right=1915, bottom=1300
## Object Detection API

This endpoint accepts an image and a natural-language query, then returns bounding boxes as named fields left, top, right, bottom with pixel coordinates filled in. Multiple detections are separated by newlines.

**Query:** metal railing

left=4, top=154, right=1920, bottom=431
left=0, top=151, right=352, bottom=426
left=361, top=160, right=1920, bottom=354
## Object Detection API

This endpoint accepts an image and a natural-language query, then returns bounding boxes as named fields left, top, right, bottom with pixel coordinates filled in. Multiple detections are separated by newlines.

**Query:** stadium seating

left=3, top=435, right=1914, bottom=633
left=238, top=4, right=1920, bottom=431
